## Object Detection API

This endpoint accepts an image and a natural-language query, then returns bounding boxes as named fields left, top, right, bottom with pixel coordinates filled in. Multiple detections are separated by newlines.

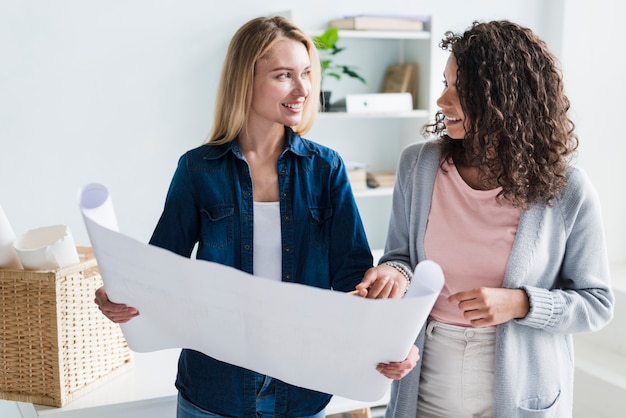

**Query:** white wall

left=4, top=0, right=621, bottom=265
left=561, top=0, right=626, bottom=265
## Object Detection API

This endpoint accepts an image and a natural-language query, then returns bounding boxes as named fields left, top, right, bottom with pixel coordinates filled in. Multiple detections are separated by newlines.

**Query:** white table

left=5, top=349, right=387, bottom=418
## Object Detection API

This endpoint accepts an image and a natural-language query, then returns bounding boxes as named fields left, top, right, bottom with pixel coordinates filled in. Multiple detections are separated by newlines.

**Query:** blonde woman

left=95, top=16, right=375, bottom=417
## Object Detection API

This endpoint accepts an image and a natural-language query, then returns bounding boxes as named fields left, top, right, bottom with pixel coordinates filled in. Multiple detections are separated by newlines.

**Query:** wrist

left=515, top=288, right=530, bottom=319
left=382, top=261, right=413, bottom=294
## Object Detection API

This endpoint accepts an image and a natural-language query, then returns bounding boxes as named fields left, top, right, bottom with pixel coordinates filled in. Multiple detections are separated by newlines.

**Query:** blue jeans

left=176, top=374, right=326, bottom=418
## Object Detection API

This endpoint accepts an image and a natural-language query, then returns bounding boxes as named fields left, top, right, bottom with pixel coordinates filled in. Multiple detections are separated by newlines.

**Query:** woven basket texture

left=0, top=246, right=133, bottom=407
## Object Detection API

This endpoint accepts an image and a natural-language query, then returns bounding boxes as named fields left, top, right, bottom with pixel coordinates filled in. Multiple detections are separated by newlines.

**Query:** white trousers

left=417, top=320, right=496, bottom=418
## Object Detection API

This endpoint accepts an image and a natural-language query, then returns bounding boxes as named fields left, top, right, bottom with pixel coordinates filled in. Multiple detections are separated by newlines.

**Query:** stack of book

left=366, top=171, right=396, bottom=189
left=329, top=14, right=428, bottom=31
left=348, top=169, right=367, bottom=191
left=346, top=161, right=368, bottom=191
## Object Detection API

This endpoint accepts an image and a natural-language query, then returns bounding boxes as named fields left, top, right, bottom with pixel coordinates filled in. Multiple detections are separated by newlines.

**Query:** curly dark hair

left=423, top=20, right=578, bottom=208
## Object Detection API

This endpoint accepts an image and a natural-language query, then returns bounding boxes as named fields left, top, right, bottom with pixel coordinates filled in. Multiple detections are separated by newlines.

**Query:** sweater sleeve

left=514, top=167, right=614, bottom=333
left=378, top=144, right=419, bottom=267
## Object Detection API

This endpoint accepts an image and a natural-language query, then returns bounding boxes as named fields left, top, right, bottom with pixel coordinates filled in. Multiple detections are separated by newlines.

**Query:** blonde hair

left=206, top=16, right=321, bottom=144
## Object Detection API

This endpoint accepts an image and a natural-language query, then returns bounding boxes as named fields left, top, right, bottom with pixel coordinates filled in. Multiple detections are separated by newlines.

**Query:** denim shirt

left=150, top=127, right=373, bottom=417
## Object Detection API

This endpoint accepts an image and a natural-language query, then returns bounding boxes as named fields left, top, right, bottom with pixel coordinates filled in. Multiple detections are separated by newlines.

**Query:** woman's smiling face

left=250, top=38, right=312, bottom=129
left=436, top=54, right=467, bottom=140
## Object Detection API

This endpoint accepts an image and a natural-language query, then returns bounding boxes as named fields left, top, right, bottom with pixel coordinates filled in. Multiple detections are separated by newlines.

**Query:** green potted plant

left=312, top=27, right=366, bottom=111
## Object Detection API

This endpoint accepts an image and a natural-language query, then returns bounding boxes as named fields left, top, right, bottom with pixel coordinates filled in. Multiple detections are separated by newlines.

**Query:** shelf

left=317, top=109, right=429, bottom=119
left=308, top=22, right=432, bottom=251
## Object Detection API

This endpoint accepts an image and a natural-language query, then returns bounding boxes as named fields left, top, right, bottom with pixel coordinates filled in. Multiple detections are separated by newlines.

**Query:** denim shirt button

left=244, top=244, right=251, bottom=250
left=284, top=247, right=291, bottom=252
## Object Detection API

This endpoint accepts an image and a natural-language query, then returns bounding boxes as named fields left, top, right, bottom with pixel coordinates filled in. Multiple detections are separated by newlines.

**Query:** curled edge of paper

left=78, top=183, right=119, bottom=232
left=407, top=259, right=445, bottom=298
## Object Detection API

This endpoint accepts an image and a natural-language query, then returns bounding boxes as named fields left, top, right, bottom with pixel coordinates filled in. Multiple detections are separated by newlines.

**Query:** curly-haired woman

left=358, top=20, right=614, bottom=417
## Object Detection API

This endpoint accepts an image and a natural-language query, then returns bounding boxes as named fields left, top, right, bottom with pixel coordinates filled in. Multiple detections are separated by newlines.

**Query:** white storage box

left=346, top=93, right=413, bottom=113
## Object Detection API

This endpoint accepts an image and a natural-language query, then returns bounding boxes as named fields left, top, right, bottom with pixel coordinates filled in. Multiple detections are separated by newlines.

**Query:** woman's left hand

left=375, top=344, right=420, bottom=380
left=448, top=287, right=530, bottom=327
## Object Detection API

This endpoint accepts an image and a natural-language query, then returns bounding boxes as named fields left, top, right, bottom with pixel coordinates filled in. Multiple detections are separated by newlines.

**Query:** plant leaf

left=341, top=66, right=367, bottom=84
left=313, top=27, right=339, bottom=50
left=313, top=27, right=366, bottom=85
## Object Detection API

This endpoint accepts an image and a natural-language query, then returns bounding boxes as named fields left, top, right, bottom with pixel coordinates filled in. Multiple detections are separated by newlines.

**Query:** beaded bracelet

left=382, top=261, right=413, bottom=295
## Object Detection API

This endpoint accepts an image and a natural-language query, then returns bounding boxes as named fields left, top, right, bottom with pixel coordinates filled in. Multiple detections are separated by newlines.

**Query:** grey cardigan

left=381, top=140, right=614, bottom=418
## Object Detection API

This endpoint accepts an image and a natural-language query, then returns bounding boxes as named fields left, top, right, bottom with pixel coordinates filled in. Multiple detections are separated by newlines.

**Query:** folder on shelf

left=381, top=63, right=418, bottom=108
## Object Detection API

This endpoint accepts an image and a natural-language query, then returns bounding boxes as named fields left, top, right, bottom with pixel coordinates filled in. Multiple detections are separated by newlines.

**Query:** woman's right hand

left=94, top=286, right=139, bottom=323
left=356, top=264, right=409, bottom=299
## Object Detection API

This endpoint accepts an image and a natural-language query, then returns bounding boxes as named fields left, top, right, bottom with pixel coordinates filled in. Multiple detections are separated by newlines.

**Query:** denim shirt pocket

left=308, top=207, right=332, bottom=250
left=200, top=205, right=234, bottom=249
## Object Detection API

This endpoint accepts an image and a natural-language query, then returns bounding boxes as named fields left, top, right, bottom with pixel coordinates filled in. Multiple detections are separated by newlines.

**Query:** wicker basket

left=0, top=246, right=133, bottom=407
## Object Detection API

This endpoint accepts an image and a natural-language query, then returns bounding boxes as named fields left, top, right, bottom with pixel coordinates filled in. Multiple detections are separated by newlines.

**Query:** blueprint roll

left=77, top=182, right=446, bottom=402
left=0, top=204, right=22, bottom=269
left=78, top=183, right=119, bottom=232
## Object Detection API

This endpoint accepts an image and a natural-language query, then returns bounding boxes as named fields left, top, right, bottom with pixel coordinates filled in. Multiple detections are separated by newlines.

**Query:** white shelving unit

left=307, top=26, right=434, bottom=251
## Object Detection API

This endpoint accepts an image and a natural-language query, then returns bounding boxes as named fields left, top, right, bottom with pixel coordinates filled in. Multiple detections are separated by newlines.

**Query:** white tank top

left=253, top=201, right=282, bottom=281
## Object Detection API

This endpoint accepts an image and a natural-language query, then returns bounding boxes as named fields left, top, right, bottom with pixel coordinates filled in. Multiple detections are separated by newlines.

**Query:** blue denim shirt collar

left=201, top=127, right=317, bottom=161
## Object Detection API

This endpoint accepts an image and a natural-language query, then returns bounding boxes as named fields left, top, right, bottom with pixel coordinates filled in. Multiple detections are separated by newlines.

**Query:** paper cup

left=14, top=225, right=80, bottom=270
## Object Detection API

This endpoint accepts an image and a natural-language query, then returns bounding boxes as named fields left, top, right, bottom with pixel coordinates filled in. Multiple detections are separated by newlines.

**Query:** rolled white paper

left=13, top=224, right=80, bottom=270
left=0, top=204, right=23, bottom=269
left=78, top=183, right=119, bottom=232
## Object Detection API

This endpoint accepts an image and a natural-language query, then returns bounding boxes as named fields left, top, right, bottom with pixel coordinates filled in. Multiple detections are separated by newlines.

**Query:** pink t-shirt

left=424, top=160, right=521, bottom=326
